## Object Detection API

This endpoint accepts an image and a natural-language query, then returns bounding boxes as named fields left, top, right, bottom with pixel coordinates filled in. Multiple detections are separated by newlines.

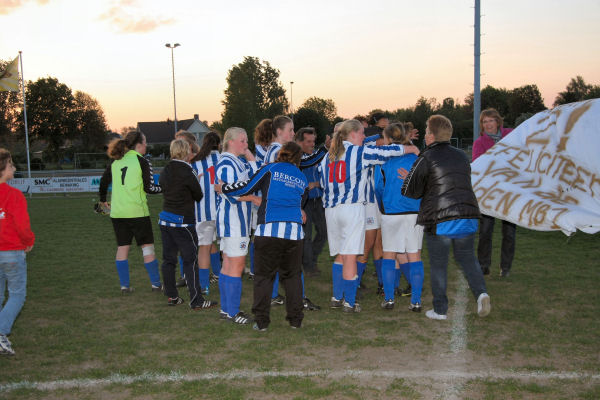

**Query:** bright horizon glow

left=1, top=0, right=599, bottom=132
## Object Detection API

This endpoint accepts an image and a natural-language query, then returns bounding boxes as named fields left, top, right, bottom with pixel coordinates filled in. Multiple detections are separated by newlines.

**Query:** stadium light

left=165, top=43, right=180, bottom=134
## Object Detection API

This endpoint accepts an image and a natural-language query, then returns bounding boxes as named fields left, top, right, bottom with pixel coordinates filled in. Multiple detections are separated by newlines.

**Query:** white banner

left=10, top=176, right=102, bottom=194
left=471, top=99, right=600, bottom=235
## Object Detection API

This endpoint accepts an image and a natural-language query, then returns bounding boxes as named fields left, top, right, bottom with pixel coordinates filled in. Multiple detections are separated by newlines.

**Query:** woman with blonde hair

left=319, top=119, right=419, bottom=313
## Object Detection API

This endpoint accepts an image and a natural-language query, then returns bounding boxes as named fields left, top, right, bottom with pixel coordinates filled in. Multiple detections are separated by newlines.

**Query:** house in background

left=137, top=114, right=211, bottom=146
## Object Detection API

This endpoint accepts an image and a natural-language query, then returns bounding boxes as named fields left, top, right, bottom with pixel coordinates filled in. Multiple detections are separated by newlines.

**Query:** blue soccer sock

left=178, top=256, right=184, bottom=278
left=399, top=262, right=410, bottom=287
left=301, top=272, right=305, bottom=298
left=198, top=268, right=210, bottom=292
left=219, top=273, right=228, bottom=316
left=394, top=267, right=401, bottom=289
left=249, top=242, right=255, bottom=275
left=332, top=263, right=343, bottom=300
left=374, top=259, right=383, bottom=285
left=229, top=276, right=242, bottom=316
left=357, top=261, right=367, bottom=285
left=143, top=259, right=161, bottom=287
left=343, top=277, right=358, bottom=307
left=410, top=261, right=424, bottom=304
left=271, top=272, right=280, bottom=299
left=210, top=251, right=221, bottom=276
left=115, top=260, right=130, bottom=288
left=382, top=259, right=396, bottom=302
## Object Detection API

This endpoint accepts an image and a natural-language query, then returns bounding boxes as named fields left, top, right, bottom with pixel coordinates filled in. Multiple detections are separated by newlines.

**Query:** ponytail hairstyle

left=254, top=119, right=274, bottom=147
left=383, top=123, right=411, bottom=145
left=328, top=119, right=362, bottom=161
left=222, top=127, right=247, bottom=153
left=107, top=131, right=145, bottom=160
left=194, top=131, right=221, bottom=161
left=272, top=115, right=293, bottom=138
left=275, top=142, right=303, bottom=166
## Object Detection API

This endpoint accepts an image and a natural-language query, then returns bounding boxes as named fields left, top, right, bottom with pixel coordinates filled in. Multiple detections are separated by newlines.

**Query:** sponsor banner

left=11, top=176, right=103, bottom=193
left=471, top=99, right=600, bottom=235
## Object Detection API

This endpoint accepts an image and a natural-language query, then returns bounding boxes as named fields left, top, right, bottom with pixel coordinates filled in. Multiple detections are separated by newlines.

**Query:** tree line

left=1, top=56, right=598, bottom=167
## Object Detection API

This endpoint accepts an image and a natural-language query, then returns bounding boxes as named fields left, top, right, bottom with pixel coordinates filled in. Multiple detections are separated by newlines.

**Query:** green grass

left=0, top=195, right=599, bottom=399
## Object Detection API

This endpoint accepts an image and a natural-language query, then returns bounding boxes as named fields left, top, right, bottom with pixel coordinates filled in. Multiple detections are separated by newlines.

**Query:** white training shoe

left=477, top=293, right=491, bottom=317
left=425, top=309, right=448, bottom=320
left=0, top=334, right=15, bottom=356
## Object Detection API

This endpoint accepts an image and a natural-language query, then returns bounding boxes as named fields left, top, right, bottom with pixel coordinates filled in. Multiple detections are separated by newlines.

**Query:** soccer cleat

left=409, top=302, right=422, bottom=313
left=201, top=287, right=209, bottom=296
left=252, top=322, right=267, bottom=332
left=330, top=297, right=344, bottom=308
left=191, top=300, right=218, bottom=310
left=228, top=311, right=253, bottom=325
left=176, top=278, right=187, bottom=288
left=303, top=297, right=321, bottom=311
left=219, top=310, right=229, bottom=320
left=209, top=273, right=219, bottom=283
left=271, top=294, right=285, bottom=306
left=167, top=296, right=184, bottom=306
left=477, top=293, right=491, bottom=317
left=500, top=269, right=510, bottom=278
left=381, top=300, right=395, bottom=310
left=481, top=266, right=490, bottom=275
left=425, top=309, right=447, bottom=320
left=0, top=334, right=15, bottom=356
left=400, top=284, right=412, bottom=297
left=151, top=284, right=163, bottom=292
left=121, top=286, right=134, bottom=294
left=247, top=272, right=255, bottom=281
left=343, top=301, right=361, bottom=313
left=376, top=284, right=384, bottom=296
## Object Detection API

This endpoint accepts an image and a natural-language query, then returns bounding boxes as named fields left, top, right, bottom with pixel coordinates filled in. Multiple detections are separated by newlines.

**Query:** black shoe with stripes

left=228, top=311, right=253, bottom=325
left=191, top=300, right=218, bottom=310
left=167, top=296, right=184, bottom=306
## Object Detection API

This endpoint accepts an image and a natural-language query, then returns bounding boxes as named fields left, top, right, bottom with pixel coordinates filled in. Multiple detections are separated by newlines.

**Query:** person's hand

left=214, top=180, right=223, bottom=194
left=397, top=168, right=409, bottom=180
left=308, top=181, right=320, bottom=190
left=243, top=149, right=256, bottom=162
left=409, top=129, right=419, bottom=141
left=301, top=209, right=307, bottom=224
left=25, top=245, right=33, bottom=253
left=404, top=145, right=420, bottom=156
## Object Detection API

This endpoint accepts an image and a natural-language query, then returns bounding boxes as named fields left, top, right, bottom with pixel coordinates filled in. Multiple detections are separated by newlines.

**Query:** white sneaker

left=425, top=309, right=447, bottom=320
left=477, top=293, right=491, bottom=317
left=0, top=334, right=15, bottom=356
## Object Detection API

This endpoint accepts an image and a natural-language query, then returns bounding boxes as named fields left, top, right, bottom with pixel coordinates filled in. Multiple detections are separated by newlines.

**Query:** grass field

left=0, top=195, right=599, bottom=399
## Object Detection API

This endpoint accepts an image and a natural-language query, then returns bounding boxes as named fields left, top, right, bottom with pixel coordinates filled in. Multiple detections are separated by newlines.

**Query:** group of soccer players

left=99, top=113, right=429, bottom=326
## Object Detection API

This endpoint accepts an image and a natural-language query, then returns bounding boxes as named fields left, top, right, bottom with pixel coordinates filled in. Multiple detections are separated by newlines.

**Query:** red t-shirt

left=0, top=183, right=35, bottom=251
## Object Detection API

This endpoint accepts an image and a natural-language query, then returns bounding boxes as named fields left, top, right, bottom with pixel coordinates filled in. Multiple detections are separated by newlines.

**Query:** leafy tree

left=300, top=97, right=337, bottom=123
left=221, top=56, right=288, bottom=149
left=73, top=91, right=108, bottom=151
left=507, top=84, right=546, bottom=125
left=292, top=107, right=331, bottom=144
left=554, top=76, right=600, bottom=106
left=20, top=77, right=76, bottom=162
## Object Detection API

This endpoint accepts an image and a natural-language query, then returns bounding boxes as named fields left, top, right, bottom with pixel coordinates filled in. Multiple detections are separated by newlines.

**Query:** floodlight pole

left=290, top=81, right=294, bottom=119
left=473, top=0, right=481, bottom=141
left=165, top=43, right=180, bottom=134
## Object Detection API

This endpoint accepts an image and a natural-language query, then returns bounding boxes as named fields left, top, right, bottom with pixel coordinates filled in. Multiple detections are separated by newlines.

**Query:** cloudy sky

left=1, top=0, right=599, bottom=131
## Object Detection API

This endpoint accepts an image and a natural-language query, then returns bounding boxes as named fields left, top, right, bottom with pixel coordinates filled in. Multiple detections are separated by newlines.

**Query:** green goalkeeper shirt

left=99, top=150, right=162, bottom=218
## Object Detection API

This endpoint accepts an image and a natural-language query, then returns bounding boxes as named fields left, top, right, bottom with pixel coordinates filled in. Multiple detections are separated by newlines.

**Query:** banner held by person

left=471, top=98, right=600, bottom=235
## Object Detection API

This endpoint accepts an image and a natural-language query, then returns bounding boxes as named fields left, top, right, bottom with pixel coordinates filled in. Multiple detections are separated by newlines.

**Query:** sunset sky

left=1, top=0, right=599, bottom=131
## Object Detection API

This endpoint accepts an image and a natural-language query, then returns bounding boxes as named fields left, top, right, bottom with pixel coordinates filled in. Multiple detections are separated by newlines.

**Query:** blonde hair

left=479, top=108, right=503, bottom=132
left=383, top=123, right=411, bottom=145
left=170, top=139, right=191, bottom=161
left=427, top=115, right=453, bottom=142
left=328, top=119, right=362, bottom=161
left=222, top=127, right=247, bottom=152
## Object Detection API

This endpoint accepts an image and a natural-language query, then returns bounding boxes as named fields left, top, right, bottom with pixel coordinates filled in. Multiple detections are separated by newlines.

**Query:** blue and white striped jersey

left=222, top=162, right=308, bottom=240
left=255, top=144, right=268, bottom=165
left=191, top=150, right=220, bottom=222
left=216, top=152, right=256, bottom=238
left=318, top=141, right=407, bottom=208
left=264, top=142, right=282, bottom=164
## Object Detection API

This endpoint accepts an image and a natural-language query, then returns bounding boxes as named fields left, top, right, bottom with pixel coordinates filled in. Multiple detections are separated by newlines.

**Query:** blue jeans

left=0, top=251, right=27, bottom=335
left=425, top=233, right=487, bottom=315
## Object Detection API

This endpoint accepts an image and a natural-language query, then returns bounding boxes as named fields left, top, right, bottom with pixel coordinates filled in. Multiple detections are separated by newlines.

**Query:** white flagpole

left=18, top=50, right=31, bottom=179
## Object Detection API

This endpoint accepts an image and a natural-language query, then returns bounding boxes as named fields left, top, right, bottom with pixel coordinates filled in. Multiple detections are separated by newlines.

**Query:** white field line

left=1, top=369, right=599, bottom=393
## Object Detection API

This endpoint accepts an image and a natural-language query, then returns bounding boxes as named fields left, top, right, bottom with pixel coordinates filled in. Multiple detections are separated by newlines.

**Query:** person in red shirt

left=0, top=149, right=35, bottom=356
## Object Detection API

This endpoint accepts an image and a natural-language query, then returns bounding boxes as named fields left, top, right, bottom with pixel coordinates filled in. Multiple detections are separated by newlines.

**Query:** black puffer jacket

left=159, top=160, right=203, bottom=219
left=401, top=141, right=480, bottom=232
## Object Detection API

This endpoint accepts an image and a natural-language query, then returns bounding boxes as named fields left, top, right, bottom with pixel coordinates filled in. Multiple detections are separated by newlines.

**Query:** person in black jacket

left=159, top=139, right=217, bottom=310
left=402, top=115, right=491, bottom=321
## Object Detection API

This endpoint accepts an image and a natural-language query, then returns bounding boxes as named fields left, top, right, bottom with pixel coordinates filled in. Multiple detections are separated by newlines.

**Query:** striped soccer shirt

left=318, top=141, right=407, bottom=209
left=191, top=150, right=220, bottom=222
left=255, top=144, right=268, bottom=165
left=216, top=152, right=256, bottom=238
left=264, top=142, right=282, bottom=164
